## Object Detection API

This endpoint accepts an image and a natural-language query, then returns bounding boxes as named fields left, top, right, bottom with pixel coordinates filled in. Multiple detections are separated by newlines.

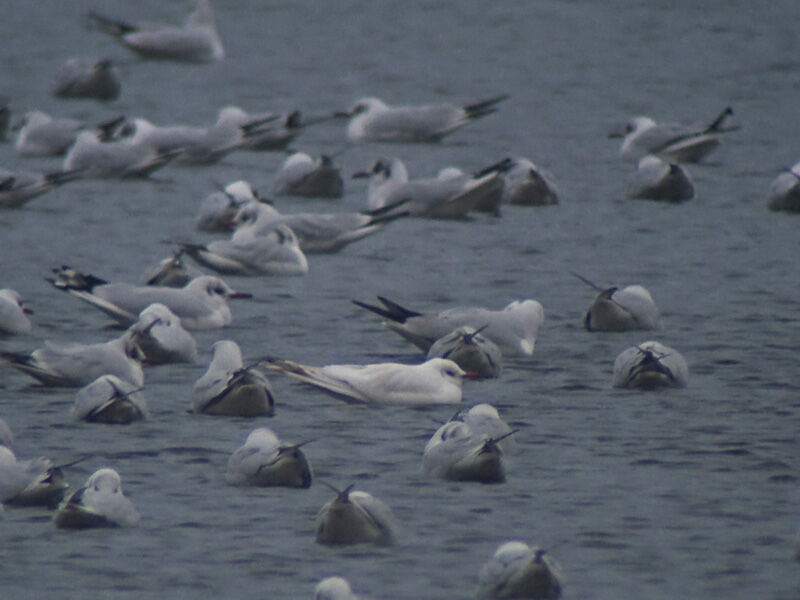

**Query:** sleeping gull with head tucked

left=613, top=341, right=689, bottom=390
left=426, top=326, right=503, bottom=379
left=314, top=577, right=362, bottom=600
left=315, top=483, right=398, bottom=545
left=627, top=155, right=694, bottom=202
left=0, top=446, right=70, bottom=508
left=474, top=157, right=559, bottom=206
left=15, top=110, right=84, bottom=156
left=72, top=374, right=148, bottom=424
left=477, top=540, right=564, bottom=599
left=54, top=467, right=139, bottom=528
left=51, top=58, right=120, bottom=102
left=272, top=152, right=344, bottom=198
left=226, top=427, right=311, bottom=488
left=766, top=161, right=800, bottom=212
left=126, top=303, right=197, bottom=364
left=572, top=273, right=661, bottom=332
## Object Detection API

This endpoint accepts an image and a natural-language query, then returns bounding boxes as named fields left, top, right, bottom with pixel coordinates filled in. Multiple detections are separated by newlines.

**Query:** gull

left=272, top=152, right=344, bottom=198
left=87, top=0, right=224, bottom=64
left=15, top=110, right=84, bottom=156
left=353, top=296, right=545, bottom=358
left=477, top=541, right=564, bottom=600
left=422, top=404, right=516, bottom=483
left=426, top=326, right=503, bottom=379
left=572, top=273, right=661, bottom=332
left=126, top=303, right=197, bottom=364
left=766, top=162, right=800, bottom=212
left=62, top=130, right=178, bottom=178
left=54, top=467, right=140, bottom=528
left=0, top=446, right=70, bottom=508
left=141, top=248, right=200, bottom=287
left=0, top=167, right=83, bottom=209
left=49, top=267, right=251, bottom=329
left=0, top=288, right=32, bottom=335
left=627, top=155, right=694, bottom=203
left=474, top=157, right=559, bottom=206
left=51, top=58, right=121, bottom=102
left=195, top=180, right=262, bottom=232
left=315, top=483, right=398, bottom=545
left=72, top=374, right=148, bottom=424
left=612, top=341, right=689, bottom=390
left=353, top=157, right=504, bottom=218
left=263, top=357, right=466, bottom=405
left=225, top=427, right=311, bottom=488
left=231, top=197, right=409, bottom=254
left=192, top=340, right=275, bottom=416
left=218, top=108, right=304, bottom=151
left=1, top=333, right=144, bottom=387
left=339, top=94, right=509, bottom=143
left=613, top=106, right=737, bottom=163
left=314, top=577, right=362, bottom=600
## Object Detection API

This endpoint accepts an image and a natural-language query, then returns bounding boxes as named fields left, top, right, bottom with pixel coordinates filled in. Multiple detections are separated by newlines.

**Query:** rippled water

left=1, top=1, right=799, bottom=599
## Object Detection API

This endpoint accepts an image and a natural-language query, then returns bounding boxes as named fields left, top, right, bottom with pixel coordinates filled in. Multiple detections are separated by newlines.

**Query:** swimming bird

left=192, top=340, right=275, bottom=416
left=474, top=157, right=559, bottom=206
left=54, top=467, right=140, bottom=528
left=195, top=180, right=263, bottom=232
left=339, top=94, right=509, bottom=143
left=627, top=155, right=694, bottom=202
left=263, top=357, right=466, bottom=405
left=315, top=483, right=398, bottom=545
left=573, top=273, right=661, bottom=332
left=141, top=249, right=199, bottom=287
left=49, top=267, right=251, bottom=329
left=72, top=374, right=148, bottom=424
left=476, top=541, right=564, bottom=599
left=126, top=303, right=197, bottom=364
left=226, top=427, right=311, bottom=488
left=0, top=446, right=70, bottom=507
left=613, top=106, right=737, bottom=163
left=62, top=130, right=178, bottom=178
left=353, top=157, right=504, bottom=218
left=87, top=0, right=224, bottom=64
left=219, top=108, right=304, bottom=151
left=766, top=162, right=800, bottom=212
left=423, top=404, right=516, bottom=483
left=353, top=296, right=545, bottom=358
left=426, top=326, right=503, bottom=379
left=612, top=341, right=689, bottom=390
left=314, top=577, right=361, bottom=600
left=51, top=58, right=121, bottom=101
left=0, top=167, right=83, bottom=209
left=272, top=152, right=344, bottom=198
left=1, top=333, right=144, bottom=387
left=0, top=288, right=32, bottom=335
left=14, top=110, right=84, bottom=156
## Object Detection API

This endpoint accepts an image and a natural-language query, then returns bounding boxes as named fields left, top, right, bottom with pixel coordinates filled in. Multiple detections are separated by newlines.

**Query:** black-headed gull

left=314, top=577, right=361, bottom=600
left=87, top=0, right=224, bottom=64
left=475, top=157, right=559, bottom=206
left=1, top=333, right=144, bottom=387
left=226, top=427, right=311, bottom=488
left=141, top=248, right=199, bottom=288
left=14, top=110, right=84, bottom=156
left=126, top=303, right=197, bottom=364
left=0, top=288, right=32, bottom=335
left=49, top=267, right=250, bottom=329
left=613, top=106, right=737, bottom=163
left=627, top=155, right=694, bottom=203
left=192, top=340, right=275, bottom=416
left=263, top=357, right=466, bottom=405
left=476, top=540, right=564, bottom=600
left=62, top=130, right=178, bottom=178
left=195, top=180, right=262, bottom=232
left=766, top=162, right=800, bottom=212
left=315, top=484, right=398, bottom=545
left=353, top=296, right=545, bottom=358
left=339, top=94, right=508, bottom=143
left=219, top=108, right=303, bottom=151
left=572, top=273, right=661, bottom=332
left=426, top=326, right=503, bottom=379
left=54, top=467, right=140, bottom=528
left=0, top=167, right=83, bottom=209
left=423, top=403, right=516, bottom=483
left=272, top=152, right=344, bottom=198
left=51, top=58, right=121, bottom=102
left=612, top=341, right=689, bottom=390
left=0, top=446, right=70, bottom=507
left=353, top=157, right=503, bottom=218
left=72, top=375, right=148, bottom=424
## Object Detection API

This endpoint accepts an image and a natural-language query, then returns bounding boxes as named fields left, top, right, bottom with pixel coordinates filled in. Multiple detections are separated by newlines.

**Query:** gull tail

left=47, top=265, right=108, bottom=293
left=463, top=94, right=510, bottom=120
left=352, top=296, right=421, bottom=324
left=86, top=11, right=138, bottom=38
left=473, top=157, right=514, bottom=178
left=44, top=168, right=85, bottom=187
left=705, top=106, right=734, bottom=133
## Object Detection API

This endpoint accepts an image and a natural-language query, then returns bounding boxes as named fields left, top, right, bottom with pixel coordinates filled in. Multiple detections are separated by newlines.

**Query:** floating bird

left=766, top=162, right=800, bottom=212
left=0, top=446, right=70, bottom=507
left=192, top=340, right=275, bottom=416
left=14, top=110, right=84, bottom=156
left=49, top=267, right=250, bottom=329
left=572, top=273, right=661, bottom=332
left=0, top=288, right=32, bottom=335
left=51, top=58, right=121, bottom=101
left=263, top=357, right=466, bottom=405
left=314, top=577, right=361, bottom=600
left=54, top=467, right=140, bottom=528
left=126, top=303, right=197, bottom=364
left=339, top=94, right=509, bottom=143
left=476, top=541, right=564, bottom=600
left=72, top=374, right=148, bottom=424
left=474, top=157, right=559, bottom=206
left=87, top=0, right=224, bottom=64
left=141, top=249, right=199, bottom=287
left=62, top=130, right=178, bottom=178
left=220, top=108, right=304, bottom=151
left=195, top=180, right=262, bottom=232
left=627, top=155, right=694, bottom=202
left=315, top=483, right=398, bottom=545
left=272, top=152, right=344, bottom=198
left=423, top=404, right=516, bottom=483
left=0, top=167, right=83, bottom=209
left=426, top=325, right=503, bottom=379
left=1, top=333, right=144, bottom=387
left=353, top=296, right=545, bottom=357
left=613, top=106, right=737, bottom=163
left=612, top=341, right=689, bottom=390
left=226, top=428, right=311, bottom=488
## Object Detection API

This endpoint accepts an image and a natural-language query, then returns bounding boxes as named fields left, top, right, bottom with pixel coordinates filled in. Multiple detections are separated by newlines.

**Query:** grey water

left=1, top=1, right=799, bottom=599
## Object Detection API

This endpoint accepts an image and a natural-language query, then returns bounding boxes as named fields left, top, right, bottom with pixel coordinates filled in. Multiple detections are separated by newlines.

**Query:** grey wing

left=368, top=105, right=460, bottom=140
